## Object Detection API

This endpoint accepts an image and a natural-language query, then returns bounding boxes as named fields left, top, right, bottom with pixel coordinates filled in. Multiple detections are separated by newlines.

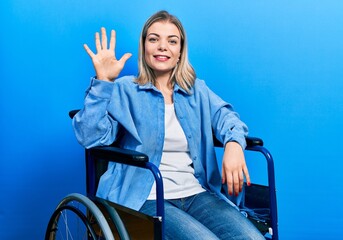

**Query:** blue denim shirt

left=73, top=76, right=248, bottom=211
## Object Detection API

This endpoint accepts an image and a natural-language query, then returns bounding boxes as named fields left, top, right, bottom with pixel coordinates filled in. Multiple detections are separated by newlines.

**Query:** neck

left=156, top=81, right=173, bottom=92
left=155, top=73, right=173, bottom=91
left=155, top=74, right=173, bottom=104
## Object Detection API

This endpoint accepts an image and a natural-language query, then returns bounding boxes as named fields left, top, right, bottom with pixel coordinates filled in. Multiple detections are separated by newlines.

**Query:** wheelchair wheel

left=94, top=197, right=130, bottom=240
left=45, top=193, right=114, bottom=240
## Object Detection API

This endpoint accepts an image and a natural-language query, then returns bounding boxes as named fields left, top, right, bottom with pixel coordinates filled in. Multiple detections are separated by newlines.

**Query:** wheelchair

left=45, top=110, right=278, bottom=240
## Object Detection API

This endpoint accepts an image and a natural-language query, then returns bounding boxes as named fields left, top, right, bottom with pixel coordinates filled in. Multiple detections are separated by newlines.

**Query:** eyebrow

left=147, top=33, right=180, bottom=39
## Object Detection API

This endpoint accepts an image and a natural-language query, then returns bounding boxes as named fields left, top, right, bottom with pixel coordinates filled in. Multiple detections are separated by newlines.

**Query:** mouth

left=154, top=55, right=170, bottom=61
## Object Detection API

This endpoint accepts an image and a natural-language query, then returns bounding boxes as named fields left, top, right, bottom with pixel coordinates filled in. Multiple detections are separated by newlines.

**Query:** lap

left=140, top=198, right=219, bottom=240
left=140, top=191, right=264, bottom=240
left=185, top=191, right=264, bottom=240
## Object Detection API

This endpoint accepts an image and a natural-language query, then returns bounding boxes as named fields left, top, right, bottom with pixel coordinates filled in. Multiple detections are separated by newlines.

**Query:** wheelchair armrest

left=213, top=136, right=264, bottom=148
left=88, top=146, right=149, bottom=168
left=69, top=109, right=79, bottom=119
left=70, top=109, right=148, bottom=167
left=246, top=136, right=263, bottom=147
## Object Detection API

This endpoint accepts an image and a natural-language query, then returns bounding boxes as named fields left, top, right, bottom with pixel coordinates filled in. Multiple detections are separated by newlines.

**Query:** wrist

left=225, top=141, right=243, bottom=151
left=96, top=76, right=114, bottom=82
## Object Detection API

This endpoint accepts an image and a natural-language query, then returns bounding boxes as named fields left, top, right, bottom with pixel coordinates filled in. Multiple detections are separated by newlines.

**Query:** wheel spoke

left=45, top=193, right=114, bottom=240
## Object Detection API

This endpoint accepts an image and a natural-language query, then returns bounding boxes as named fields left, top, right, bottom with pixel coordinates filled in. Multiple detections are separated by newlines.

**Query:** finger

left=83, top=44, right=95, bottom=58
left=226, top=172, right=233, bottom=196
left=109, top=29, right=116, bottom=51
left=233, top=171, right=240, bottom=196
left=221, top=165, right=227, bottom=184
left=239, top=170, right=244, bottom=192
left=243, top=165, right=251, bottom=186
left=95, top=32, right=101, bottom=52
left=119, top=53, right=132, bottom=64
left=101, top=27, right=108, bottom=50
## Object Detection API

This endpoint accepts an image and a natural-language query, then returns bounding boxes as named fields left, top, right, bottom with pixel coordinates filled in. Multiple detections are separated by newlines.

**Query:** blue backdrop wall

left=1, top=0, right=342, bottom=239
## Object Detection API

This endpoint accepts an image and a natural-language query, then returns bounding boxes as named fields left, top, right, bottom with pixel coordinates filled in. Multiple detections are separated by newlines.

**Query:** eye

left=148, top=37, right=158, bottom=43
left=169, top=39, right=178, bottom=45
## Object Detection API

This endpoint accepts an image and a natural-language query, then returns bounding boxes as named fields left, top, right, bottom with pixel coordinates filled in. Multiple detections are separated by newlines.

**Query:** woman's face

left=144, top=21, right=181, bottom=77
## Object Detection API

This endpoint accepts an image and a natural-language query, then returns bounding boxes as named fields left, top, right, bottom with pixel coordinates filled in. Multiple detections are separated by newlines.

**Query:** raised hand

left=84, top=27, right=132, bottom=82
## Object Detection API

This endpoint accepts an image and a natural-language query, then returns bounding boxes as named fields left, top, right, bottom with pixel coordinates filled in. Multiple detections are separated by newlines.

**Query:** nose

left=158, top=39, right=167, bottom=51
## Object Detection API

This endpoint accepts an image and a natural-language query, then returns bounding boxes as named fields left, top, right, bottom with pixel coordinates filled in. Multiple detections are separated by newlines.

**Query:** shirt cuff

left=224, top=135, right=247, bottom=150
left=86, top=77, right=114, bottom=99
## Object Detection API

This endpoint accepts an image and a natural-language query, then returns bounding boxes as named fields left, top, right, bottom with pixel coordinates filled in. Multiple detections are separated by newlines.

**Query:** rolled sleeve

left=86, top=77, right=114, bottom=99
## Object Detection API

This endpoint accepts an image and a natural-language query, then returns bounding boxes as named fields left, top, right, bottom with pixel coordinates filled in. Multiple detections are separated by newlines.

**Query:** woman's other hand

left=221, top=141, right=251, bottom=196
left=84, top=27, right=132, bottom=82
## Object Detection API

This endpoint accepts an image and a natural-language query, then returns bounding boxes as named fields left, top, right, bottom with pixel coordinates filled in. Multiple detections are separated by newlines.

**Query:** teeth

left=156, top=56, right=168, bottom=60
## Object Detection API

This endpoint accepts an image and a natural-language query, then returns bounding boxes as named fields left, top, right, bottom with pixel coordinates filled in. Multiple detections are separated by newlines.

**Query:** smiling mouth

left=154, top=55, right=170, bottom=61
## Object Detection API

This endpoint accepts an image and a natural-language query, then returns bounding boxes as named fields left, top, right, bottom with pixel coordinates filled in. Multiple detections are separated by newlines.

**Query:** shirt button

left=188, top=135, right=192, bottom=138
left=193, top=156, right=197, bottom=160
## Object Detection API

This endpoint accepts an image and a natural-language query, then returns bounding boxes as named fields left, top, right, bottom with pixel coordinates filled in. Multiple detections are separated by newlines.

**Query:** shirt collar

left=173, top=83, right=193, bottom=95
left=138, top=82, right=155, bottom=90
left=138, top=82, right=193, bottom=95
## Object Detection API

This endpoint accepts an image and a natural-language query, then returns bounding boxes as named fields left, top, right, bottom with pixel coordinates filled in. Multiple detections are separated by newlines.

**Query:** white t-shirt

left=148, top=104, right=205, bottom=200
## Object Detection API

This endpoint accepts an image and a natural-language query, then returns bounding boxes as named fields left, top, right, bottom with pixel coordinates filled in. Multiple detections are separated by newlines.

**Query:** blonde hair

left=136, top=10, right=196, bottom=92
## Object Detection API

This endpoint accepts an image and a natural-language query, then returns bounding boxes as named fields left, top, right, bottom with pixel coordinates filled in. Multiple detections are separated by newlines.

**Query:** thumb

left=119, top=53, right=132, bottom=64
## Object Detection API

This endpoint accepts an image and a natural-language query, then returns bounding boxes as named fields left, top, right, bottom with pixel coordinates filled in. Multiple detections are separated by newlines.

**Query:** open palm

left=84, top=27, right=132, bottom=82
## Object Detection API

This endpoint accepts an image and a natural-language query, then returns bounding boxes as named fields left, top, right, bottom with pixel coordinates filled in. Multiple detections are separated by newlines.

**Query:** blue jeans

left=139, top=191, right=265, bottom=240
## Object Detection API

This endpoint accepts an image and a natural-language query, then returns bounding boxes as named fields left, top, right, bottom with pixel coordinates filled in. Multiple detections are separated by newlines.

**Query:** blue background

left=1, top=0, right=342, bottom=239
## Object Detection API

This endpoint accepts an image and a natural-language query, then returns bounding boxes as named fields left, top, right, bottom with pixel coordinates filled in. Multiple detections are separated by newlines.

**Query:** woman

left=74, top=10, right=264, bottom=240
